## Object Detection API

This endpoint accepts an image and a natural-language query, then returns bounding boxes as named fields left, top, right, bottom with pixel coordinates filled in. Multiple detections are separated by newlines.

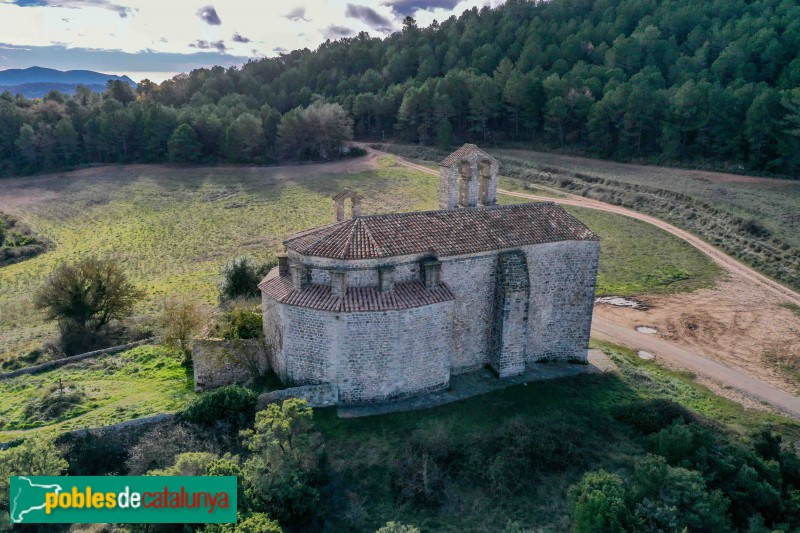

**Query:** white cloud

left=0, top=0, right=505, bottom=75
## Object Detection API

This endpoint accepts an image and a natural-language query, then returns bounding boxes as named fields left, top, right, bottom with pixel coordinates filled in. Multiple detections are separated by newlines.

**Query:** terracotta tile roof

left=259, top=268, right=455, bottom=312
left=259, top=267, right=292, bottom=299
left=332, top=189, right=363, bottom=201
left=284, top=203, right=597, bottom=261
left=439, top=143, right=499, bottom=167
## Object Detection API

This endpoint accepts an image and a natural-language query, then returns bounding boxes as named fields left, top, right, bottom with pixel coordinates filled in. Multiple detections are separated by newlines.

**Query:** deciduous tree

left=34, top=257, right=144, bottom=352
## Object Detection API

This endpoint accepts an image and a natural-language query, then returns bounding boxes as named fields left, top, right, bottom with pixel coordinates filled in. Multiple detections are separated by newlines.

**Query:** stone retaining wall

left=0, top=413, right=174, bottom=450
left=0, top=339, right=154, bottom=381
left=257, top=383, right=338, bottom=410
left=192, top=338, right=268, bottom=392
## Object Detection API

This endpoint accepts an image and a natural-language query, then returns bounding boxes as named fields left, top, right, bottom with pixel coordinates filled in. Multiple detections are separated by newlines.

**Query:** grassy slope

left=0, top=345, right=193, bottom=443
left=0, top=156, right=720, bottom=362
left=313, top=340, right=798, bottom=532
left=565, top=206, right=722, bottom=296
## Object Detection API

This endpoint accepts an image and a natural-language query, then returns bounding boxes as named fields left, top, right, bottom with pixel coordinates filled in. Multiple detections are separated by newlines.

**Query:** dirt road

left=591, top=315, right=800, bottom=415
left=379, top=148, right=800, bottom=418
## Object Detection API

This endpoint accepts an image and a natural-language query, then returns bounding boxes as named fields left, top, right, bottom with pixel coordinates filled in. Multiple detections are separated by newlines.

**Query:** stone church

left=259, top=144, right=599, bottom=405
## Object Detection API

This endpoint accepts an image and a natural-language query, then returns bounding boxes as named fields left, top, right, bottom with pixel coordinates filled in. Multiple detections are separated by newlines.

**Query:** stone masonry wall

left=490, top=251, right=530, bottom=377
left=337, top=302, right=453, bottom=403
left=192, top=338, right=268, bottom=391
left=440, top=254, right=497, bottom=372
left=258, top=383, right=338, bottom=409
left=439, top=165, right=459, bottom=209
left=282, top=305, right=337, bottom=385
left=524, top=240, right=599, bottom=361
left=310, top=268, right=380, bottom=287
left=262, top=294, right=286, bottom=381
left=265, top=298, right=453, bottom=404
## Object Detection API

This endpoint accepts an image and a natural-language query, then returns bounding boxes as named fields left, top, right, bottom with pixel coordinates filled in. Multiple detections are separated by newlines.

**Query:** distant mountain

left=0, top=67, right=135, bottom=98
left=0, top=82, right=108, bottom=98
left=0, top=67, right=135, bottom=86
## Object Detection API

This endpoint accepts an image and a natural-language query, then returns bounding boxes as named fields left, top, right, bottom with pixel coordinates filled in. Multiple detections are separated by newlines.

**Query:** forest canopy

left=1, top=0, right=799, bottom=175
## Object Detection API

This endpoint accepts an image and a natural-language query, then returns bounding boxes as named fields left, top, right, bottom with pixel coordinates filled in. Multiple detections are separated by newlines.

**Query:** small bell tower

left=332, top=189, right=363, bottom=221
left=437, top=144, right=499, bottom=210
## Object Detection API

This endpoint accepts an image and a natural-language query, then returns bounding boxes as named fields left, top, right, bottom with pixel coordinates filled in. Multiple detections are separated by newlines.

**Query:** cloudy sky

left=0, top=0, right=506, bottom=83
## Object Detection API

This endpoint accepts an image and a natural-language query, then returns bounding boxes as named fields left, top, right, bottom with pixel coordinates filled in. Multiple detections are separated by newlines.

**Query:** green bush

left=219, top=256, right=275, bottom=302
left=631, top=454, right=730, bottom=532
left=221, top=307, right=263, bottom=340
left=568, top=470, right=629, bottom=533
left=647, top=418, right=699, bottom=465
left=0, top=436, right=69, bottom=529
left=147, top=452, right=221, bottom=476
left=614, top=398, right=695, bottom=435
left=240, top=399, right=324, bottom=522
left=178, top=385, right=258, bottom=428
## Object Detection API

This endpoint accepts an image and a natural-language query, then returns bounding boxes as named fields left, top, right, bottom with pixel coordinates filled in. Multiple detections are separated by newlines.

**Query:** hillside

left=1, top=0, right=799, bottom=178
left=0, top=67, right=134, bottom=99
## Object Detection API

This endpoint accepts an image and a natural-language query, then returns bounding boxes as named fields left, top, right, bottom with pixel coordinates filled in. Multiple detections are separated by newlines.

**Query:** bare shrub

left=157, top=295, right=210, bottom=362
left=393, top=423, right=455, bottom=507
left=33, top=257, right=144, bottom=354
left=125, top=421, right=217, bottom=475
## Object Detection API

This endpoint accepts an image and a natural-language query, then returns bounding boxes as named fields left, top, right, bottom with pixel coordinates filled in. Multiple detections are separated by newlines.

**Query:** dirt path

left=591, top=316, right=800, bottom=416
left=376, top=148, right=800, bottom=418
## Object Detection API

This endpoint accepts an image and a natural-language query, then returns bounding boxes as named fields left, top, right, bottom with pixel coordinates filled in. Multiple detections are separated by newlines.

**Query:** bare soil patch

left=595, top=275, right=800, bottom=394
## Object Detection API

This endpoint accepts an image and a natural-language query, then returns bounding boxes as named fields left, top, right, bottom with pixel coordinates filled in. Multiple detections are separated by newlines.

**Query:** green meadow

left=0, top=345, right=193, bottom=443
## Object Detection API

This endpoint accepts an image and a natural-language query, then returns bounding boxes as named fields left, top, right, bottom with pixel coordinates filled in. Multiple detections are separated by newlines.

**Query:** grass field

left=0, top=345, right=193, bottom=443
left=0, top=155, right=719, bottom=363
left=309, top=339, right=798, bottom=531
left=0, top=157, right=440, bottom=362
left=564, top=206, right=721, bottom=295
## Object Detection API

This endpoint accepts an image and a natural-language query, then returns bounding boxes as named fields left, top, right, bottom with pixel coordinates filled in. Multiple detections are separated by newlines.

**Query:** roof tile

left=259, top=269, right=455, bottom=312
left=284, top=202, right=597, bottom=261
left=439, top=143, right=498, bottom=167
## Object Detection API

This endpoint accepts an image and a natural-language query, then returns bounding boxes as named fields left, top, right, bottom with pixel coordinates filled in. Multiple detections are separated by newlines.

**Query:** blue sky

left=0, top=0, right=505, bottom=82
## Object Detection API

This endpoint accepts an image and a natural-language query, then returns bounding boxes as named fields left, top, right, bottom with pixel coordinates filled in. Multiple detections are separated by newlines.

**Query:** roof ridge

left=352, top=202, right=556, bottom=222
left=358, top=217, right=382, bottom=257
left=283, top=202, right=597, bottom=261
left=439, top=143, right=499, bottom=167
left=334, top=218, right=358, bottom=259
left=284, top=220, right=341, bottom=244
